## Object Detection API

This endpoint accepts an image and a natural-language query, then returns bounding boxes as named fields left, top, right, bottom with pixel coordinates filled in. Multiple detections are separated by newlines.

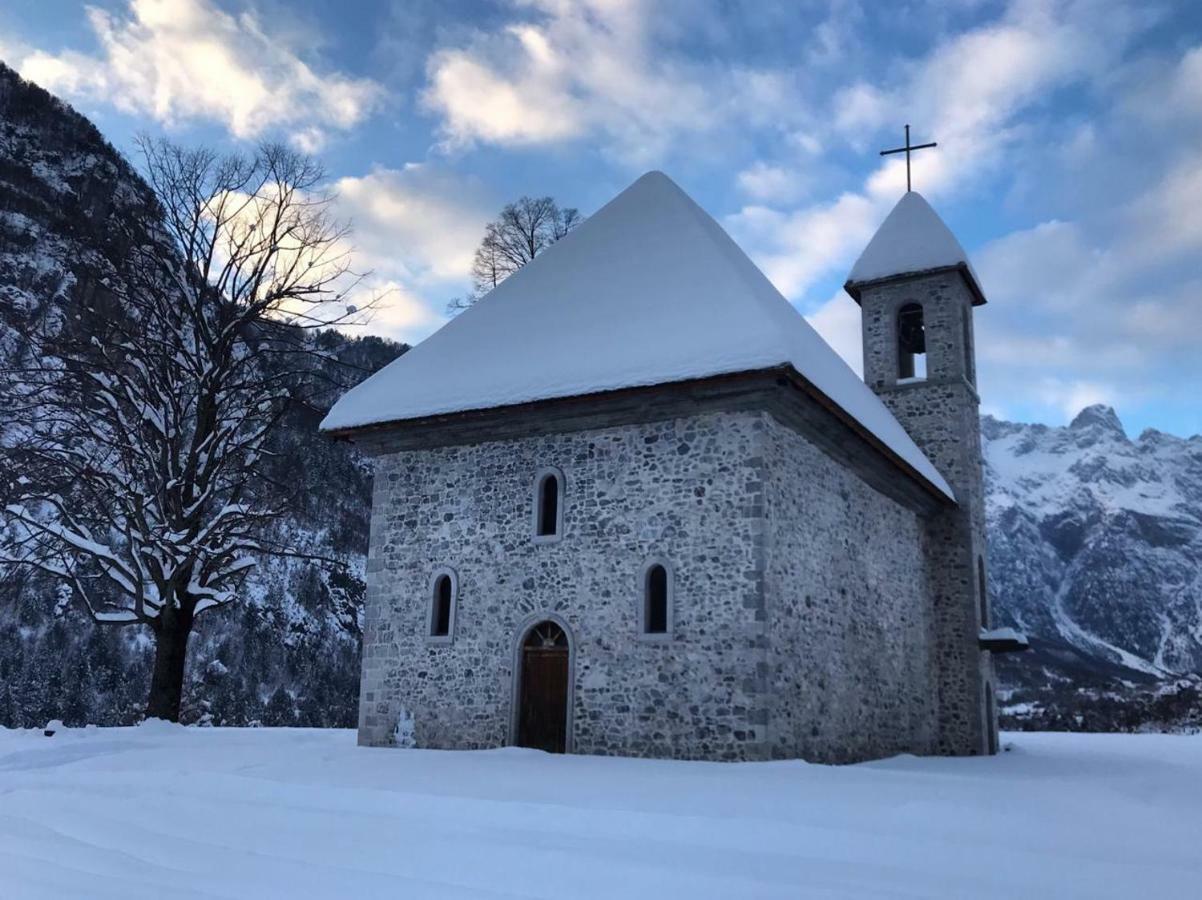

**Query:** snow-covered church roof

left=845, top=192, right=985, bottom=305
left=322, top=172, right=953, bottom=499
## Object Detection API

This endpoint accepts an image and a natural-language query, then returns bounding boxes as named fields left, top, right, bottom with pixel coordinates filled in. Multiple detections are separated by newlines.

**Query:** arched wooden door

left=517, top=621, right=569, bottom=753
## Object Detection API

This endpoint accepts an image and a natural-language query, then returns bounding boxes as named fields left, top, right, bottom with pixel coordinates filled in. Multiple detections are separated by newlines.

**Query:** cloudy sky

left=3, top=0, right=1201, bottom=436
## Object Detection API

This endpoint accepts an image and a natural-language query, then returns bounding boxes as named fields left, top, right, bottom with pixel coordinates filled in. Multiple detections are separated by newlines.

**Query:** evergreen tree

left=264, top=685, right=295, bottom=727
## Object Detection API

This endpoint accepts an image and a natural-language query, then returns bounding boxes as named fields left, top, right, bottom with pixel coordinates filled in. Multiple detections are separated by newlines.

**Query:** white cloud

left=330, top=163, right=495, bottom=344
left=733, top=0, right=1144, bottom=299
left=354, top=280, right=446, bottom=342
left=333, top=163, right=494, bottom=286
left=240, top=163, right=490, bottom=345
left=424, top=23, right=585, bottom=146
left=1035, top=378, right=1118, bottom=421
left=420, top=0, right=796, bottom=163
left=1125, top=159, right=1202, bottom=262
left=805, top=291, right=864, bottom=375
left=17, top=0, right=382, bottom=149
left=728, top=191, right=881, bottom=298
left=735, top=162, right=810, bottom=204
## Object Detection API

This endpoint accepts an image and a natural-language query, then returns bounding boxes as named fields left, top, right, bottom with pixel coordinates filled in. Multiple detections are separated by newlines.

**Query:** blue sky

left=3, top=0, right=1201, bottom=436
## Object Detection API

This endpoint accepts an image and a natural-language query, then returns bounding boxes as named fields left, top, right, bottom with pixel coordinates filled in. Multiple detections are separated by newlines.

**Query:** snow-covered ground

left=1, top=726, right=1198, bottom=899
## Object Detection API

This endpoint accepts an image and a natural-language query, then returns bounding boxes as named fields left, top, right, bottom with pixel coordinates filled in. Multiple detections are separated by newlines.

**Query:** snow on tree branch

left=0, top=137, right=382, bottom=720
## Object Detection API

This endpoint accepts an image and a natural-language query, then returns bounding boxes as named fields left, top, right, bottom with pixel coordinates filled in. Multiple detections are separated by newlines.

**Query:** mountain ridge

left=984, top=403, right=1202, bottom=700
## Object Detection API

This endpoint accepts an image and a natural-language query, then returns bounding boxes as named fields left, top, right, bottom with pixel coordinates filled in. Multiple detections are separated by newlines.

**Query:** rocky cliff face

left=984, top=405, right=1202, bottom=680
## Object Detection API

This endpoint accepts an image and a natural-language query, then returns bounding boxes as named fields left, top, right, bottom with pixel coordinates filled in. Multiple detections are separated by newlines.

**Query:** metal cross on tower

left=880, top=124, right=937, bottom=192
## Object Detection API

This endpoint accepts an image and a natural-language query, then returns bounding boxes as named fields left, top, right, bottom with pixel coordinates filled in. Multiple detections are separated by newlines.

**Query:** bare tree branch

left=448, top=195, right=582, bottom=313
left=0, top=137, right=377, bottom=720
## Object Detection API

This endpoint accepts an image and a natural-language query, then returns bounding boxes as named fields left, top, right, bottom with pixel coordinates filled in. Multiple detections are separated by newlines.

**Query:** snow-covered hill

left=984, top=405, right=1202, bottom=688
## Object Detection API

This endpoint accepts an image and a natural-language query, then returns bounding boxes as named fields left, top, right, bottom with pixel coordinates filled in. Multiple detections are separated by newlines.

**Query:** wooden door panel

left=518, top=648, right=568, bottom=753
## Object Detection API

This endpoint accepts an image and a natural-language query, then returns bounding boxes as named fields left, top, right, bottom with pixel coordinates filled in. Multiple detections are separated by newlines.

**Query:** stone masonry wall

left=359, top=410, right=773, bottom=760
left=858, top=269, right=996, bottom=755
left=762, top=415, right=937, bottom=762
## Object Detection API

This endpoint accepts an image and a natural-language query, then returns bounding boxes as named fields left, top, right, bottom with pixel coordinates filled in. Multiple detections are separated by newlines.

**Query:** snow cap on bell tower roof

left=844, top=192, right=986, bottom=305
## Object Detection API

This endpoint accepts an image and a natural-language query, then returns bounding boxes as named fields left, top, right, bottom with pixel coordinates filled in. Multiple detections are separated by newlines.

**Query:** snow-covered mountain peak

left=1069, top=404, right=1127, bottom=437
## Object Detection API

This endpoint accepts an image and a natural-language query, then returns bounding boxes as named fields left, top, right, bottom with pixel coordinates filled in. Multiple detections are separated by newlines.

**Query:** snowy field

left=1, top=725, right=1199, bottom=899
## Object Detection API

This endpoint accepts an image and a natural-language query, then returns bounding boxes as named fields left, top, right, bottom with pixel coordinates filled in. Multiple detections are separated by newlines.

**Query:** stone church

left=322, top=171, right=1024, bottom=763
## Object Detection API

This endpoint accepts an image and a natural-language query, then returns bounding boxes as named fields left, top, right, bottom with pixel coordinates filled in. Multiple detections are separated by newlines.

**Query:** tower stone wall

left=857, top=268, right=997, bottom=755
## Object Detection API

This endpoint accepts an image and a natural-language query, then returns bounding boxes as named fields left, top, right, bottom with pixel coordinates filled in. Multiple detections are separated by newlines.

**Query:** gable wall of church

left=357, top=410, right=775, bottom=760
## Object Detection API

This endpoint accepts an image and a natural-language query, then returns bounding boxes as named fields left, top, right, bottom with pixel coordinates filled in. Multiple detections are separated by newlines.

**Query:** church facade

left=324, top=173, right=1017, bottom=763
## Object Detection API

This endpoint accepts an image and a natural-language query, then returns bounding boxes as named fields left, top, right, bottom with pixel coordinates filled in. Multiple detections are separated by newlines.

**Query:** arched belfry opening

left=515, top=620, right=570, bottom=753
left=897, top=303, right=927, bottom=380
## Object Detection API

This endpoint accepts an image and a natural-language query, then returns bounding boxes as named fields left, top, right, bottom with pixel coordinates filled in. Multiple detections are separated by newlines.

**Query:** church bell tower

left=844, top=189, right=998, bottom=756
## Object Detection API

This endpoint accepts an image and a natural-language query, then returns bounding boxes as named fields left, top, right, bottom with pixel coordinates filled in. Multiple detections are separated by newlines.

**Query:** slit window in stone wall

left=429, top=569, right=457, bottom=641
left=898, top=303, right=927, bottom=380
left=533, top=468, right=564, bottom=541
left=642, top=562, right=672, bottom=637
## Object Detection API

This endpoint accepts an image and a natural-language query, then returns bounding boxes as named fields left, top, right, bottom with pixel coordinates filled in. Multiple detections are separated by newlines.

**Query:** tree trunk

left=145, top=605, right=194, bottom=722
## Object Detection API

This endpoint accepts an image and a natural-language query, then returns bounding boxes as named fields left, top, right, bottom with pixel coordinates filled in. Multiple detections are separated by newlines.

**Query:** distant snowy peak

left=983, top=407, right=1200, bottom=521
left=844, top=191, right=985, bottom=303
left=1070, top=404, right=1127, bottom=436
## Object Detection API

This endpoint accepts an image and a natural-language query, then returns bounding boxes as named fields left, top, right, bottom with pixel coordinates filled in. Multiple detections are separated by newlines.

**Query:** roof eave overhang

left=775, top=365, right=954, bottom=507
left=844, top=261, right=987, bottom=307
left=322, top=365, right=956, bottom=510
left=979, top=633, right=1031, bottom=654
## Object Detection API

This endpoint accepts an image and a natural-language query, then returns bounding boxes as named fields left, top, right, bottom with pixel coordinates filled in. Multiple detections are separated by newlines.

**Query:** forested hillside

left=0, top=61, right=401, bottom=727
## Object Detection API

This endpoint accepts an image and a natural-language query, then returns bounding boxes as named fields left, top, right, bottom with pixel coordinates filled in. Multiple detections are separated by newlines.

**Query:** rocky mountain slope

left=984, top=406, right=1202, bottom=730
left=984, top=406, right=1202, bottom=677
left=0, top=60, right=402, bottom=728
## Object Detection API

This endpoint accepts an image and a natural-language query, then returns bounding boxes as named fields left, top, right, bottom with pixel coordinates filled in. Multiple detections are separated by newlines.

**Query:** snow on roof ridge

left=322, top=171, right=954, bottom=500
left=845, top=192, right=984, bottom=302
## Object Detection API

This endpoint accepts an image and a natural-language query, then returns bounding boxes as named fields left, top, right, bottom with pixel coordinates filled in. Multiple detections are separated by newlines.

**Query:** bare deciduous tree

left=0, top=138, right=371, bottom=721
left=448, top=195, right=581, bottom=312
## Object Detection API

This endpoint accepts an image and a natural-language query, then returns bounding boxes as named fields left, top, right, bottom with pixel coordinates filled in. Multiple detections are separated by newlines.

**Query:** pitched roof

left=322, top=171, right=953, bottom=499
left=845, top=191, right=985, bottom=304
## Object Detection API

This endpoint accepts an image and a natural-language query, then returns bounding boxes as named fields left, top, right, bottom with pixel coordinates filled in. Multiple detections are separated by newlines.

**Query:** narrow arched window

left=428, top=568, right=457, bottom=642
left=641, top=561, right=672, bottom=638
left=898, top=303, right=927, bottom=380
left=977, top=556, right=988, bottom=627
left=533, top=468, right=564, bottom=541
